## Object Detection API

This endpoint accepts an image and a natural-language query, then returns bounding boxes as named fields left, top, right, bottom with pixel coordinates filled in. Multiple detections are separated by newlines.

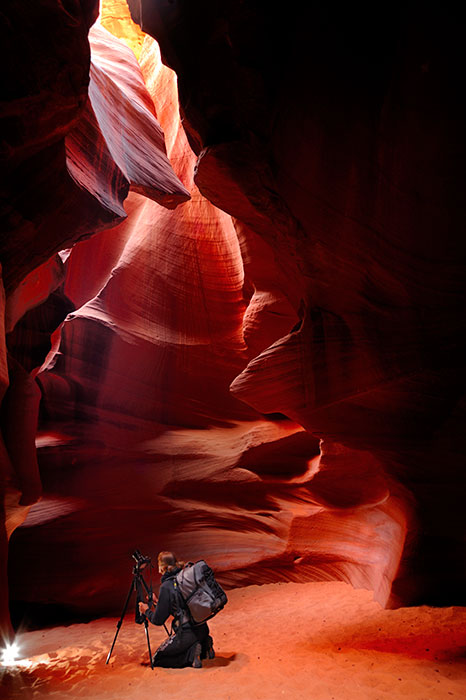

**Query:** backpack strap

left=172, top=579, right=191, bottom=627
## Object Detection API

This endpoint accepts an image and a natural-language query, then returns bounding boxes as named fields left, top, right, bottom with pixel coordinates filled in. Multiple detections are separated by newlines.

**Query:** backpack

left=174, top=560, right=227, bottom=625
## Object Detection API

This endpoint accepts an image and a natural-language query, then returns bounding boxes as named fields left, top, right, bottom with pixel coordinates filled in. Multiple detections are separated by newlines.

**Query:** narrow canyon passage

left=1, top=1, right=465, bottom=692
left=7, top=6, right=406, bottom=621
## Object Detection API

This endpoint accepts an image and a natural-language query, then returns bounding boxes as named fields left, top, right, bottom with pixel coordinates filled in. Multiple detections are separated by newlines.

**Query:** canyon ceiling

left=1, top=0, right=465, bottom=637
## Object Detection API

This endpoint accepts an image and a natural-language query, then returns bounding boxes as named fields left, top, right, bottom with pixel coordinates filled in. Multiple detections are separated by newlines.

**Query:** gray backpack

left=174, top=560, right=227, bottom=624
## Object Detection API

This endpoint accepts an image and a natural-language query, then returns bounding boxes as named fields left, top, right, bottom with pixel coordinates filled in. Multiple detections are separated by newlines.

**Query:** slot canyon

left=0, top=1, right=465, bottom=697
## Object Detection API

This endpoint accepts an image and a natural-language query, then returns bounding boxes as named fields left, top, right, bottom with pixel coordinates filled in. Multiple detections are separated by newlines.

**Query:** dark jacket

left=145, top=567, right=186, bottom=627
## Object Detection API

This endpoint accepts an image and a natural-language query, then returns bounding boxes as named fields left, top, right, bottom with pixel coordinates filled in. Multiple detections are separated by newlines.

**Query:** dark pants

left=153, top=623, right=210, bottom=668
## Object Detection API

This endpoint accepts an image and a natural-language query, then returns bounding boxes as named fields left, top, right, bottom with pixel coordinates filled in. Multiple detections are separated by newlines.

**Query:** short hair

left=157, top=551, right=183, bottom=573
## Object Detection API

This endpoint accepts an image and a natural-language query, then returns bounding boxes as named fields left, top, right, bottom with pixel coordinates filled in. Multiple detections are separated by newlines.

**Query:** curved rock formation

left=0, top=2, right=189, bottom=636
left=3, top=0, right=466, bottom=634
left=127, top=1, right=466, bottom=606
left=88, top=24, right=190, bottom=208
left=1, top=0, right=101, bottom=641
left=9, top=23, right=410, bottom=619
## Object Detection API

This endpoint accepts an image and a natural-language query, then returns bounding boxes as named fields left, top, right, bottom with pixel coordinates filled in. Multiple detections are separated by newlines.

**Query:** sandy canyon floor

left=1, top=581, right=465, bottom=699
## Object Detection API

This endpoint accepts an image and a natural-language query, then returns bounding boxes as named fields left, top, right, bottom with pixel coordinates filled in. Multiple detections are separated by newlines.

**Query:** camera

left=107, top=549, right=157, bottom=665
left=132, top=549, right=151, bottom=571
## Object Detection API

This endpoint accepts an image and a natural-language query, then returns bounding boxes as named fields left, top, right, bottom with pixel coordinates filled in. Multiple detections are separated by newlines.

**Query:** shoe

left=192, top=643, right=202, bottom=668
left=207, top=636, right=215, bottom=660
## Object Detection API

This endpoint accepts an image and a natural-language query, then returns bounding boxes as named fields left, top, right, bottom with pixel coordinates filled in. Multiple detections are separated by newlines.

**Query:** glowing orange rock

left=100, top=0, right=146, bottom=58
left=88, top=24, right=190, bottom=208
left=9, top=33, right=408, bottom=619
left=0, top=2, right=189, bottom=638
left=127, top=1, right=466, bottom=608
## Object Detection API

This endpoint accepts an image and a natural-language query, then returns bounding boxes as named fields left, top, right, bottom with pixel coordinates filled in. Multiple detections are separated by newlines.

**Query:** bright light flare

left=1, top=641, right=20, bottom=667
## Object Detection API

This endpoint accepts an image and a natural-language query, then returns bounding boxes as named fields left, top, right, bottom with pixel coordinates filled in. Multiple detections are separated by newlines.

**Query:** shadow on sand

left=141, top=653, right=238, bottom=669
left=306, top=609, right=466, bottom=662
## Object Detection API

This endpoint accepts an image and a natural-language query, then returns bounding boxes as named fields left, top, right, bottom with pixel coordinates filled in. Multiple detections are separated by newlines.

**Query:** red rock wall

left=8, top=25, right=409, bottom=620
left=126, top=1, right=466, bottom=606
left=2, top=1, right=466, bottom=633
left=0, top=2, right=188, bottom=635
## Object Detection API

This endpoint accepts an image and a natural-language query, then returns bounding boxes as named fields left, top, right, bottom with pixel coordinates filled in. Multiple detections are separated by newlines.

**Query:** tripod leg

left=139, top=574, right=170, bottom=637
left=106, top=579, right=135, bottom=664
left=144, top=619, right=154, bottom=670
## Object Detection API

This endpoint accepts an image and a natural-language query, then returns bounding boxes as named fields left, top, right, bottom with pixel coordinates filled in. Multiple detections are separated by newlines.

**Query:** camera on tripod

left=132, top=549, right=151, bottom=572
left=106, top=549, right=159, bottom=669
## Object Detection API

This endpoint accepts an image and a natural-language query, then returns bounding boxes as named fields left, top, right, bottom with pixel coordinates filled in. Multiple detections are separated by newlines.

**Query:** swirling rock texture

left=1, top=0, right=97, bottom=640
left=0, top=1, right=188, bottom=636
left=124, top=2, right=466, bottom=606
left=3, top=0, right=466, bottom=633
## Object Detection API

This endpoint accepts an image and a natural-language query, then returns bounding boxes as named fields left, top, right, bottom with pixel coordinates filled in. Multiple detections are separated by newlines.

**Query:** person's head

left=157, top=551, right=183, bottom=575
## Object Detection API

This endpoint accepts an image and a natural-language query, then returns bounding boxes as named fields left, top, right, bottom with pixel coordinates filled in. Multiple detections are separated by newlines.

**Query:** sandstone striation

left=9, top=27, right=412, bottom=619
left=127, top=1, right=466, bottom=606
left=1, top=1, right=189, bottom=637
left=2, top=1, right=466, bottom=636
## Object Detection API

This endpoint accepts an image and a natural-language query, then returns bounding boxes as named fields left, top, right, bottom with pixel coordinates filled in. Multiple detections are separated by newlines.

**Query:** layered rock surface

left=0, top=2, right=188, bottom=635
left=127, top=1, right=466, bottom=606
left=3, top=0, right=466, bottom=632
left=7, top=18, right=407, bottom=620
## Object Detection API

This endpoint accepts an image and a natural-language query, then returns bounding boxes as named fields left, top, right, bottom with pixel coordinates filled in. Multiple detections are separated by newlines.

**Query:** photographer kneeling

left=138, top=551, right=215, bottom=668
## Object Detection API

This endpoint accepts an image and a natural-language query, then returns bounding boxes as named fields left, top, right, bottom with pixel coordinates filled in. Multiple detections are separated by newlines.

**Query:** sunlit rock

left=128, top=1, right=466, bottom=606
left=0, top=0, right=189, bottom=636
left=2, top=1, right=465, bottom=635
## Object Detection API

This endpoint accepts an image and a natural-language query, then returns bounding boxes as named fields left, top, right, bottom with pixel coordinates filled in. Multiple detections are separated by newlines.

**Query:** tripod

left=106, top=564, right=167, bottom=669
